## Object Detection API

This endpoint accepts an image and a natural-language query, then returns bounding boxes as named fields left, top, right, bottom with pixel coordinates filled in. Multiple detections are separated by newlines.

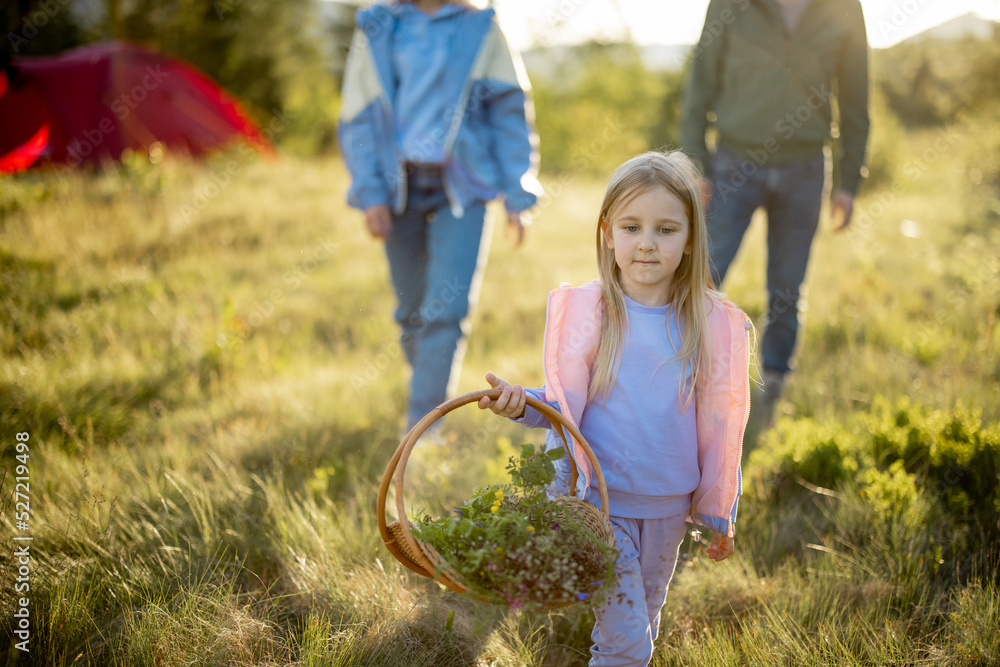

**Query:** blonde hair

left=590, top=150, right=718, bottom=409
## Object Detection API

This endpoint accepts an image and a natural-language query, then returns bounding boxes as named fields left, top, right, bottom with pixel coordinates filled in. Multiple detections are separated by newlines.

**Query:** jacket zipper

left=730, top=314, right=753, bottom=537
left=380, top=95, right=408, bottom=215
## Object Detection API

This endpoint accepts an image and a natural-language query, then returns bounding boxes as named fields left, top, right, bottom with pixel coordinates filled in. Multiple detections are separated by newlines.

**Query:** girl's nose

left=638, top=232, right=656, bottom=251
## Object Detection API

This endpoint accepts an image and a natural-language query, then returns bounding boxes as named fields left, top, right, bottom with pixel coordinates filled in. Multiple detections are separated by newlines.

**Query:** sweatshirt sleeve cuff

left=693, top=467, right=741, bottom=536
left=512, top=386, right=552, bottom=428
left=356, top=189, right=390, bottom=212
left=504, top=191, right=538, bottom=214
left=693, top=513, right=731, bottom=536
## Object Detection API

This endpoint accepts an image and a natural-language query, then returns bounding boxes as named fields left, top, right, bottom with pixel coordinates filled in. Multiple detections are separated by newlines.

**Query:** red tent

left=0, top=41, right=271, bottom=173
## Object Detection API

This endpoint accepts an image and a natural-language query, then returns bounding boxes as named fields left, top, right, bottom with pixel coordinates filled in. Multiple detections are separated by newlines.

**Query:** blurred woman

left=339, top=0, right=541, bottom=430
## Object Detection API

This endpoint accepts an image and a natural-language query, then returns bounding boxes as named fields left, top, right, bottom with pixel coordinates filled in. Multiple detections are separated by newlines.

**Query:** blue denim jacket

left=338, top=2, right=541, bottom=217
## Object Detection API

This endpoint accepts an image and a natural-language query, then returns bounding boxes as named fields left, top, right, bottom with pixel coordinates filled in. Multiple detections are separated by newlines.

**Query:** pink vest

left=541, top=280, right=751, bottom=537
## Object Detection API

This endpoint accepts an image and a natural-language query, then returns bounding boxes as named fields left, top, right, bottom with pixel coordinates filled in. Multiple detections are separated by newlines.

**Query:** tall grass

left=1, top=112, right=998, bottom=665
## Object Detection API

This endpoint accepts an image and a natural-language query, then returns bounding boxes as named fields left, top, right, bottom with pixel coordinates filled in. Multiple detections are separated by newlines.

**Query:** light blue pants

left=590, top=513, right=689, bottom=666
left=383, top=165, right=489, bottom=429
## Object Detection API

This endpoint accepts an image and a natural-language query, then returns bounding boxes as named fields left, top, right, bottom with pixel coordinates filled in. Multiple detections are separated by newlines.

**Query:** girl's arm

left=478, top=373, right=550, bottom=428
left=696, top=466, right=742, bottom=538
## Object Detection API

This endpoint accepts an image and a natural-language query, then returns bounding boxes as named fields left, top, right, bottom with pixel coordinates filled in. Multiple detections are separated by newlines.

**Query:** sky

left=489, top=0, right=1000, bottom=50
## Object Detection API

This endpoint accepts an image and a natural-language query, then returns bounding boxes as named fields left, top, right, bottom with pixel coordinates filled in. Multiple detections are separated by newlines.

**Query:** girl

left=479, top=151, right=751, bottom=666
left=338, top=0, right=541, bottom=430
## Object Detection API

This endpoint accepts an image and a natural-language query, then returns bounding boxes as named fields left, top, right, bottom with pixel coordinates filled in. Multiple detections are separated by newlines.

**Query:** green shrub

left=862, top=399, right=1000, bottom=544
left=858, top=460, right=926, bottom=524
left=530, top=42, right=672, bottom=177
left=945, top=579, right=1000, bottom=666
left=748, top=398, right=1000, bottom=576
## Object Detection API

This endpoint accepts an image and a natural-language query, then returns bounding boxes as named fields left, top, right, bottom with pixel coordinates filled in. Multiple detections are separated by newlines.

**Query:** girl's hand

left=478, top=373, right=527, bottom=419
left=705, top=531, right=734, bottom=562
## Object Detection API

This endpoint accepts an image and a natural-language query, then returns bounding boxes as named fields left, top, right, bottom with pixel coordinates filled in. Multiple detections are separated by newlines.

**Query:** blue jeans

left=384, top=165, right=488, bottom=429
left=708, top=148, right=826, bottom=374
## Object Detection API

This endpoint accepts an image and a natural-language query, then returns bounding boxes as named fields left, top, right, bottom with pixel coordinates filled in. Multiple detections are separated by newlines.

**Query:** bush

left=530, top=42, right=673, bottom=177
left=945, top=578, right=1000, bottom=665
left=746, top=398, right=1000, bottom=577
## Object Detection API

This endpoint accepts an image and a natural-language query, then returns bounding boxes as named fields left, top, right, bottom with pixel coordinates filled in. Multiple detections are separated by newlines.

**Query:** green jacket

left=679, top=0, right=870, bottom=194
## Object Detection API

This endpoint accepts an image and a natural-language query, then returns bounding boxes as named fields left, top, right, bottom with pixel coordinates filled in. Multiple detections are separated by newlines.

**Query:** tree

left=531, top=41, right=675, bottom=177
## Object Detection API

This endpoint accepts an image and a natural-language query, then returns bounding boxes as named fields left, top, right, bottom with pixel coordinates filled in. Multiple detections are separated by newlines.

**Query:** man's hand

left=478, top=372, right=527, bottom=419
left=705, top=531, right=734, bottom=562
left=364, top=204, right=392, bottom=240
left=507, top=211, right=526, bottom=247
left=697, top=177, right=713, bottom=215
left=830, top=189, right=855, bottom=232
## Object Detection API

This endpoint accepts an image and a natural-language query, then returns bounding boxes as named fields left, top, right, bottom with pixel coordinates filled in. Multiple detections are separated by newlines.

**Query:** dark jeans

left=708, top=148, right=826, bottom=374
left=383, top=165, right=488, bottom=429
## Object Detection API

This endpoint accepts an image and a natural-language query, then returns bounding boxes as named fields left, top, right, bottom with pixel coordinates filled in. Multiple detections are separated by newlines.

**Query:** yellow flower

left=490, top=505, right=499, bottom=513
left=527, top=526, right=535, bottom=532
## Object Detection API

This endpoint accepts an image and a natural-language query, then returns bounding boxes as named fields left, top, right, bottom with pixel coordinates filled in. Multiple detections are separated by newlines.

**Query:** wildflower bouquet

left=413, top=444, right=618, bottom=609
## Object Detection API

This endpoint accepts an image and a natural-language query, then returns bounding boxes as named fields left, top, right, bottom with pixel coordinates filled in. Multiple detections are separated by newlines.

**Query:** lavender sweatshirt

left=518, top=296, right=699, bottom=519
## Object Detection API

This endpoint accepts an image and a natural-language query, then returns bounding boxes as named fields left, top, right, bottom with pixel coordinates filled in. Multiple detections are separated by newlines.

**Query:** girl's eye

left=660, top=227, right=674, bottom=234
left=624, top=225, right=639, bottom=233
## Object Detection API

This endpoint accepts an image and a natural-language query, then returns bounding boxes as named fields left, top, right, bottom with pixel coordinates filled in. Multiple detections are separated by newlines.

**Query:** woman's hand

left=507, top=211, right=525, bottom=247
left=705, top=531, right=734, bottom=562
left=478, top=372, right=527, bottom=419
left=364, top=204, right=392, bottom=240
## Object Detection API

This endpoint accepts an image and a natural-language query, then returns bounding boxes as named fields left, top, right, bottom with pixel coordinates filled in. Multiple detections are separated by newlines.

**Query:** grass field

left=1, top=115, right=998, bottom=665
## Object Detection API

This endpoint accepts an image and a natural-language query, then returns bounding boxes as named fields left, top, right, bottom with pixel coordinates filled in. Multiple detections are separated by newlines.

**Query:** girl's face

left=602, top=185, right=691, bottom=307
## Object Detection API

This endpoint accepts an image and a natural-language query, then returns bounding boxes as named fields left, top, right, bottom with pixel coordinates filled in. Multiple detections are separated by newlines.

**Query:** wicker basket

left=376, top=388, right=616, bottom=609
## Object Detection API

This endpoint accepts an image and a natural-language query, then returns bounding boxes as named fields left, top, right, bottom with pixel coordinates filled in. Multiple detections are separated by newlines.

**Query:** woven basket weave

left=376, top=388, right=616, bottom=608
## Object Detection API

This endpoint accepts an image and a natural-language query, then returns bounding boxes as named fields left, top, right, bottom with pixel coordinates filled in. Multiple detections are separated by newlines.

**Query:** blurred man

left=680, top=0, right=870, bottom=435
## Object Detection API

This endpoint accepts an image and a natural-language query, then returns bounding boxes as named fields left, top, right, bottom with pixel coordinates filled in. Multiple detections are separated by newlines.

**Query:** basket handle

left=376, top=388, right=611, bottom=579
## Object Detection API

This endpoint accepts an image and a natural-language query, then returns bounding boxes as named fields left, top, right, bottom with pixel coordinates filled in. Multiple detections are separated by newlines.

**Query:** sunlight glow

left=490, top=0, right=1000, bottom=50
